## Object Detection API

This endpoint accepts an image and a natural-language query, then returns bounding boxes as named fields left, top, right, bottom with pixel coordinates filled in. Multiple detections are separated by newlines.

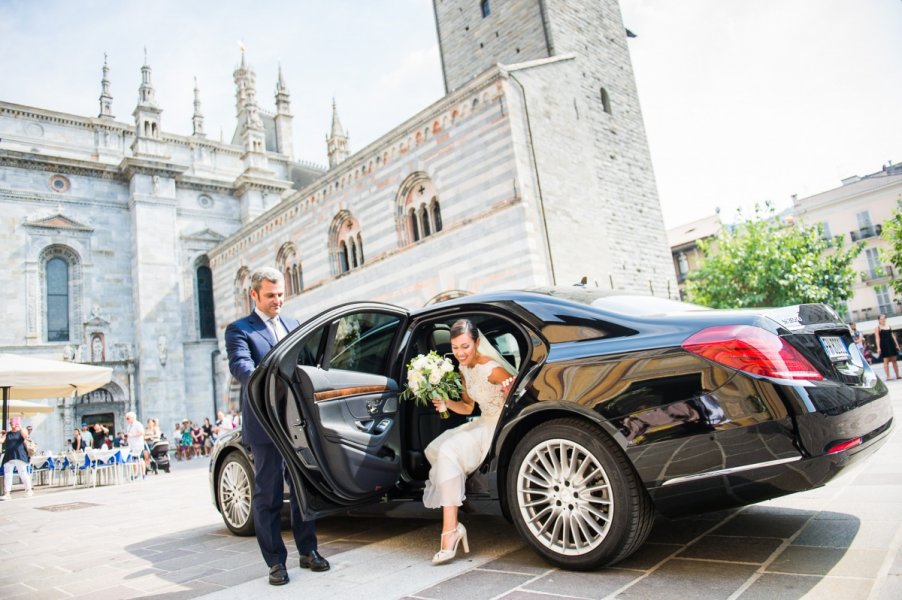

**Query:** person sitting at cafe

left=71, top=429, right=86, bottom=451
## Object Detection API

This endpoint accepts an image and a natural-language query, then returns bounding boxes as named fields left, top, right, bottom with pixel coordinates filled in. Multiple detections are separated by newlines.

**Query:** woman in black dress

left=1, top=417, right=34, bottom=500
left=875, top=313, right=900, bottom=380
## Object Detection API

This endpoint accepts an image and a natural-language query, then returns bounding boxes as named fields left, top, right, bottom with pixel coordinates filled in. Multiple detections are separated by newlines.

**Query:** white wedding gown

left=422, top=360, right=506, bottom=508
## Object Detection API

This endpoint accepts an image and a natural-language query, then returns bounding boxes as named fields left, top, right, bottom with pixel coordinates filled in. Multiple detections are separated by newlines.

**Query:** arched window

left=292, top=264, right=303, bottom=294
left=600, top=87, right=612, bottom=115
left=410, top=208, right=420, bottom=242
left=196, top=263, right=216, bottom=339
left=46, top=257, right=69, bottom=342
left=330, top=211, right=364, bottom=276
left=397, top=173, right=442, bottom=246
left=339, top=241, right=350, bottom=273
left=420, top=206, right=431, bottom=237
left=235, top=267, right=251, bottom=314
left=284, top=267, right=293, bottom=296
left=276, top=242, right=303, bottom=297
left=431, top=199, right=443, bottom=232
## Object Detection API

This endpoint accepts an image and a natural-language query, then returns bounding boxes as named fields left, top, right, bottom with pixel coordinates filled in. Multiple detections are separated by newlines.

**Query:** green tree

left=880, top=200, right=902, bottom=295
left=686, top=204, right=863, bottom=309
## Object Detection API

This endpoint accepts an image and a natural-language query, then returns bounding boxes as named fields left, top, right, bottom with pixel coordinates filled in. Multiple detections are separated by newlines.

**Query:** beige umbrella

left=5, top=399, right=54, bottom=416
left=0, top=353, right=112, bottom=426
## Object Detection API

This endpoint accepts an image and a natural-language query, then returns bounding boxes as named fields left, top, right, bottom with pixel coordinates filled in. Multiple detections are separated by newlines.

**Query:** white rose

left=413, top=355, right=428, bottom=371
left=408, top=378, right=421, bottom=393
left=440, top=360, right=454, bottom=374
left=428, top=369, right=442, bottom=384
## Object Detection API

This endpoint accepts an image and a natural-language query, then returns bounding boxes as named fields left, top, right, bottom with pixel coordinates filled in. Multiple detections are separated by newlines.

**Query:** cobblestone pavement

left=1, top=383, right=900, bottom=600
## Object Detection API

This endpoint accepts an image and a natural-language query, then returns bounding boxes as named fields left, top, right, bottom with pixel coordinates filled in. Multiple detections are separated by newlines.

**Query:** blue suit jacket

left=225, top=311, right=300, bottom=446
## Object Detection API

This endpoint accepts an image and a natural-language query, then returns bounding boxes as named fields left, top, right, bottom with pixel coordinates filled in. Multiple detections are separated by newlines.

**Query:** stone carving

left=158, top=335, right=168, bottom=366
left=91, top=335, right=104, bottom=362
left=152, top=175, right=161, bottom=195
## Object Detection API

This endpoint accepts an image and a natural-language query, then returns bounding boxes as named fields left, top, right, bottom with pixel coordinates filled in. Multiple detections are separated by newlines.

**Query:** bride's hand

left=501, top=376, right=515, bottom=394
left=432, top=398, right=446, bottom=412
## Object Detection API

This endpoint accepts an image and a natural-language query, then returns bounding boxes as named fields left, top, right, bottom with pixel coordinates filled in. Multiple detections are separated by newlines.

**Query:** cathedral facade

left=0, top=0, right=675, bottom=446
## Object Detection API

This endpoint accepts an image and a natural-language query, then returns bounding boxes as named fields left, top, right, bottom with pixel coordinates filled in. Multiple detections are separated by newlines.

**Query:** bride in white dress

left=422, top=319, right=515, bottom=564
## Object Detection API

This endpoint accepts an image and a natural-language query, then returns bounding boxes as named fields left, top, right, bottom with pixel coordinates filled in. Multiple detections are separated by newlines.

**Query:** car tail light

left=682, top=325, right=824, bottom=381
left=826, top=437, right=862, bottom=455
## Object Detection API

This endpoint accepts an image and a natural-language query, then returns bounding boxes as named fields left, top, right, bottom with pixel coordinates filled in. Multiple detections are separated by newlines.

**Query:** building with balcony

left=793, top=162, right=902, bottom=338
left=667, top=162, right=902, bottom=345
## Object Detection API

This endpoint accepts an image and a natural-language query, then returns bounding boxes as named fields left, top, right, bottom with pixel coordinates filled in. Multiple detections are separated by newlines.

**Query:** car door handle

left=355, top=419, right=375, bottom=432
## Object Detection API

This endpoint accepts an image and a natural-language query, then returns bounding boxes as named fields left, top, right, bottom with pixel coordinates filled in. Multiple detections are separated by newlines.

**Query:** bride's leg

left=441, top=505, right=459, bottom=550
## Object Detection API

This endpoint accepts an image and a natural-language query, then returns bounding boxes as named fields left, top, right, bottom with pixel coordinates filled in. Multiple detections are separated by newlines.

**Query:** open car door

left=247, top=303, right=408, bottom=519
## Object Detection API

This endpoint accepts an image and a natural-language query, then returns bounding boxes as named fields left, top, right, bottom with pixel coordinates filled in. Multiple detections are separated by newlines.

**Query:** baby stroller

left=149, top=435, right=171, bottom=474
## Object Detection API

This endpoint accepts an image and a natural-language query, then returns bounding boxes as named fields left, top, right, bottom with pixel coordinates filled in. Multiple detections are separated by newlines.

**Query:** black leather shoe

left=268, top=564, right=289, bottom=586
left=299, top=550, right=330, bottom=572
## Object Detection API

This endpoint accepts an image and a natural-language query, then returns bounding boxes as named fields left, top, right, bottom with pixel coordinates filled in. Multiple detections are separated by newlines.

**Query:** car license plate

left=820, top=336, right=850, bottom=363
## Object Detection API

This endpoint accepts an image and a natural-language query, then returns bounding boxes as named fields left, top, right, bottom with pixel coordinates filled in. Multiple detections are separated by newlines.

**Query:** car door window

left=297, top=327, right=325, bottom=367
left=490, top=332, right=522, bottom=371
left=329, top=312, right=401, bottom=376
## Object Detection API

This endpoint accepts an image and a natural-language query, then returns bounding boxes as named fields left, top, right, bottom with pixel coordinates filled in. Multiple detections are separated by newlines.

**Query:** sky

left=1, top=1, right=900, bottom=230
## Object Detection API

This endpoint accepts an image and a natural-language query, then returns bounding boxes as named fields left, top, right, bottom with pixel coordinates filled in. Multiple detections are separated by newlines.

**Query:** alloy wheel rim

left=516, top=438, right=613, bottom=556
left=220, top=461, right=252, bottom=529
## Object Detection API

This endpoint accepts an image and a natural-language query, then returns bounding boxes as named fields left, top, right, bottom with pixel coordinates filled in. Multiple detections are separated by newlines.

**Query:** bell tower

left=431, top=0, right=675, bottom=295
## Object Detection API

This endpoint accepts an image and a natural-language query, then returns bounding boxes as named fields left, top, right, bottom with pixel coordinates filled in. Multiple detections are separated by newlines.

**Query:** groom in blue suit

left=225, top=267, right=329, bottom=586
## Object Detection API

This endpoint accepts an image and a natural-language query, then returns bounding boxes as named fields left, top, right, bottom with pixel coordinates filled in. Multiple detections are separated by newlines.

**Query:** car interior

left=400, top=313, right=530, bottom=482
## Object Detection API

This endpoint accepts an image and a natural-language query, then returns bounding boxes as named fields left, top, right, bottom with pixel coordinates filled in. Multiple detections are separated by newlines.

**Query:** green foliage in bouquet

left=400, top=351, right=462, bottom=418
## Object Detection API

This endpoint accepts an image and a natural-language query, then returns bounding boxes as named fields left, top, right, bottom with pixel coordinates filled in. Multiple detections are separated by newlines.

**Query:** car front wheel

left=217, top=452, right=255, bottom=536
left=506, top=418, right=653, bottom=570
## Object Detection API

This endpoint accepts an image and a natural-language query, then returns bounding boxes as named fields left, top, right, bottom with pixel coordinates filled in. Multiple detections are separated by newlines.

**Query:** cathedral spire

left=192, top=77, right=205, bottom=137
left=137, top=47, right=158, bottom=108
left=275, top=63, right=291, bottom=114
left=131, top=50, right=165, bottom=156
left=232, top=49, right=265, bottom=156
left=98, top=53, right=114, bottom=118
left=273, top=63, right=294, bottom=158
left=326, top=98, right=350, bottom=169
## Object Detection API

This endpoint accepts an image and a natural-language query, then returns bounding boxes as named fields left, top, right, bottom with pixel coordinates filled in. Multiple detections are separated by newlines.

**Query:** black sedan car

left=210, top=288, right=892, bottom=570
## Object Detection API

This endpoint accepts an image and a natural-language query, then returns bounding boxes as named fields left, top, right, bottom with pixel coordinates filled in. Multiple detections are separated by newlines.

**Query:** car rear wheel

left=217, top=452, right=255, bottom=536
left=506, top=418, right=653, bottom=570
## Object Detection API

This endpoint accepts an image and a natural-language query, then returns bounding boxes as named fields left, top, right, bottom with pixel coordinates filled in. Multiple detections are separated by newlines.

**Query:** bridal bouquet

left=400, top=351, right=462, bottom=419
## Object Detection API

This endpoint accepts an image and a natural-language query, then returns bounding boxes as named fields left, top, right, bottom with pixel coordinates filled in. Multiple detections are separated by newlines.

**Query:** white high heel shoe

left=432, top=523, right=469, bottom=564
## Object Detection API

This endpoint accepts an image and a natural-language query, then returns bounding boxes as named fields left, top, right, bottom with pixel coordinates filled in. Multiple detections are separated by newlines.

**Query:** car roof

left=409, top=287, right=706, bottom=319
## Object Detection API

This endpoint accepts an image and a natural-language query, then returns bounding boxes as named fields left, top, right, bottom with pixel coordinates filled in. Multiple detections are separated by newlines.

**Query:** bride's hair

left=450, top=318, right=478, bottom=342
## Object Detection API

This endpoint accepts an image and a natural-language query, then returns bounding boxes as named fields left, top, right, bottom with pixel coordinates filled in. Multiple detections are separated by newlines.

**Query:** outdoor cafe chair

left=85, top=448, right=122, bottom=486
left=63, top=449, right=88, bottom=487
left=29, top=453, right=57, bottom=487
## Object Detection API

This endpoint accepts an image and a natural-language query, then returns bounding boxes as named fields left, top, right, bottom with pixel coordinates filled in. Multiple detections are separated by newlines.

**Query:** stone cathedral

left=0, top=0, right=675, bottom=445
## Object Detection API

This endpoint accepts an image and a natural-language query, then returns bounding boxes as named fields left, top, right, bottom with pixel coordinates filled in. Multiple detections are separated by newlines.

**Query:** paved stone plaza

left=1, top=383, right=901, bottom=600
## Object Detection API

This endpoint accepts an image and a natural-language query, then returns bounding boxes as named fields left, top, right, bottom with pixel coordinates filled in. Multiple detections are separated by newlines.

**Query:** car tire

left=506, top=418, right=653, bottom=570
left=217, top=452, right=256, bottom=536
